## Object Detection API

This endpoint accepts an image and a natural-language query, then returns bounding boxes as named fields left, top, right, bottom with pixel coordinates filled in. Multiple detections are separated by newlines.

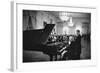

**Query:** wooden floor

left=23, top=50, right=50, bottom=62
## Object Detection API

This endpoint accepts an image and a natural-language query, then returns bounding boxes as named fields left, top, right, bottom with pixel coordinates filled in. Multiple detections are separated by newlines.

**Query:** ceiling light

left=59, top=12, right=69, bottom=21
left=68, top=17, right=74, bottom=27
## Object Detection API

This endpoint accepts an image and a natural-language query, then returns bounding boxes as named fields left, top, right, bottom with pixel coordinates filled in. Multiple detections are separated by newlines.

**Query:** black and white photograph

left=23, top=10, right=91, bottom=62
left=10, top=1, right=97, bottom=71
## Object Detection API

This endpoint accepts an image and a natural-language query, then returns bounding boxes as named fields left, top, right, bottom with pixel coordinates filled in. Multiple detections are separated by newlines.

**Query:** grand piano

left=23, top=24, right=68, bottom=61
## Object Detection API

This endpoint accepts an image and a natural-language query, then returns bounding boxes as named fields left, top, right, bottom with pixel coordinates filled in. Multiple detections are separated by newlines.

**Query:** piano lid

left=23, top=24, right=55, bottom=46
left=40, top=24, right=55, bottom=44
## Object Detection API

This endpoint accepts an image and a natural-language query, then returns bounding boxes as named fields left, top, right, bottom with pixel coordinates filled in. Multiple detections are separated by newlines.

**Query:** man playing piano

left=62, top=30, right=82, bottom=60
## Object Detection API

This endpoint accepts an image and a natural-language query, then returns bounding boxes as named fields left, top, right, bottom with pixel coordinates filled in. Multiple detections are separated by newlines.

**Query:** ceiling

left=50, top=11, right=91, bottom=18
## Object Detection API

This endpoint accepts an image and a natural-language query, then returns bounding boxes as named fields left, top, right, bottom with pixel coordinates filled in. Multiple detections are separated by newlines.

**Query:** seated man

left=62, top=30, right=82, bottom=60
left=67, top=36, right=76, bottom=60
left=61, top=36, right=75, bottom=60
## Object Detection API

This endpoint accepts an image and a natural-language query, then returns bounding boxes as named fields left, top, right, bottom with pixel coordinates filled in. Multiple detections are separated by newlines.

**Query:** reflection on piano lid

left=23, top=24, right=55, bottom=50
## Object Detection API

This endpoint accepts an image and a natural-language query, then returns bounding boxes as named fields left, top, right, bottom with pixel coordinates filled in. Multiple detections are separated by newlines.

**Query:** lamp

left=68, top=17, right=74, bottom=27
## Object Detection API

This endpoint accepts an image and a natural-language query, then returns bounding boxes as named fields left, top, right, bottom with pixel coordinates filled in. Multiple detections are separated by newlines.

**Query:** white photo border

left=11, top=1, right=97, bottom=72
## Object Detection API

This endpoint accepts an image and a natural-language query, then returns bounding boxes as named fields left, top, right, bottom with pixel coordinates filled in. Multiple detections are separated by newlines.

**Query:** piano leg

left=50, top=55, right=53, bottom=61
left=55, top=55, right=57, bottom=61
left=50, top=55, right=58, bottom=61
left=60, top=54, right=62, bottom=60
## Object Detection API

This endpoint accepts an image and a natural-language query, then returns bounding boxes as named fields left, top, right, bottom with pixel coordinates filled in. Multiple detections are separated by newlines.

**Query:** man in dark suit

left=74, top=30, right=81, bottom=60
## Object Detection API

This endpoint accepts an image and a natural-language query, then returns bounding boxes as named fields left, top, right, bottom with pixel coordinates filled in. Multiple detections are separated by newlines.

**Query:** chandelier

left=59, top=12, right=69, bottom=21
left=59, top=12, right=74, bottom=27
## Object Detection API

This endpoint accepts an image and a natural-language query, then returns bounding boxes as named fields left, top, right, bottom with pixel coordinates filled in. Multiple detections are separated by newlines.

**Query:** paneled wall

left=23, top=10, right=37, bottom=30
left=23, top=10, right=58, bottom=31
left=56, top=17, right=90, bottom=35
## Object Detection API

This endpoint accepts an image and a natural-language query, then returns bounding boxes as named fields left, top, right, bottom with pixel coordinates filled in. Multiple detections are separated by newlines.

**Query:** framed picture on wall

left=11, top=1, right=97, bottom=71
